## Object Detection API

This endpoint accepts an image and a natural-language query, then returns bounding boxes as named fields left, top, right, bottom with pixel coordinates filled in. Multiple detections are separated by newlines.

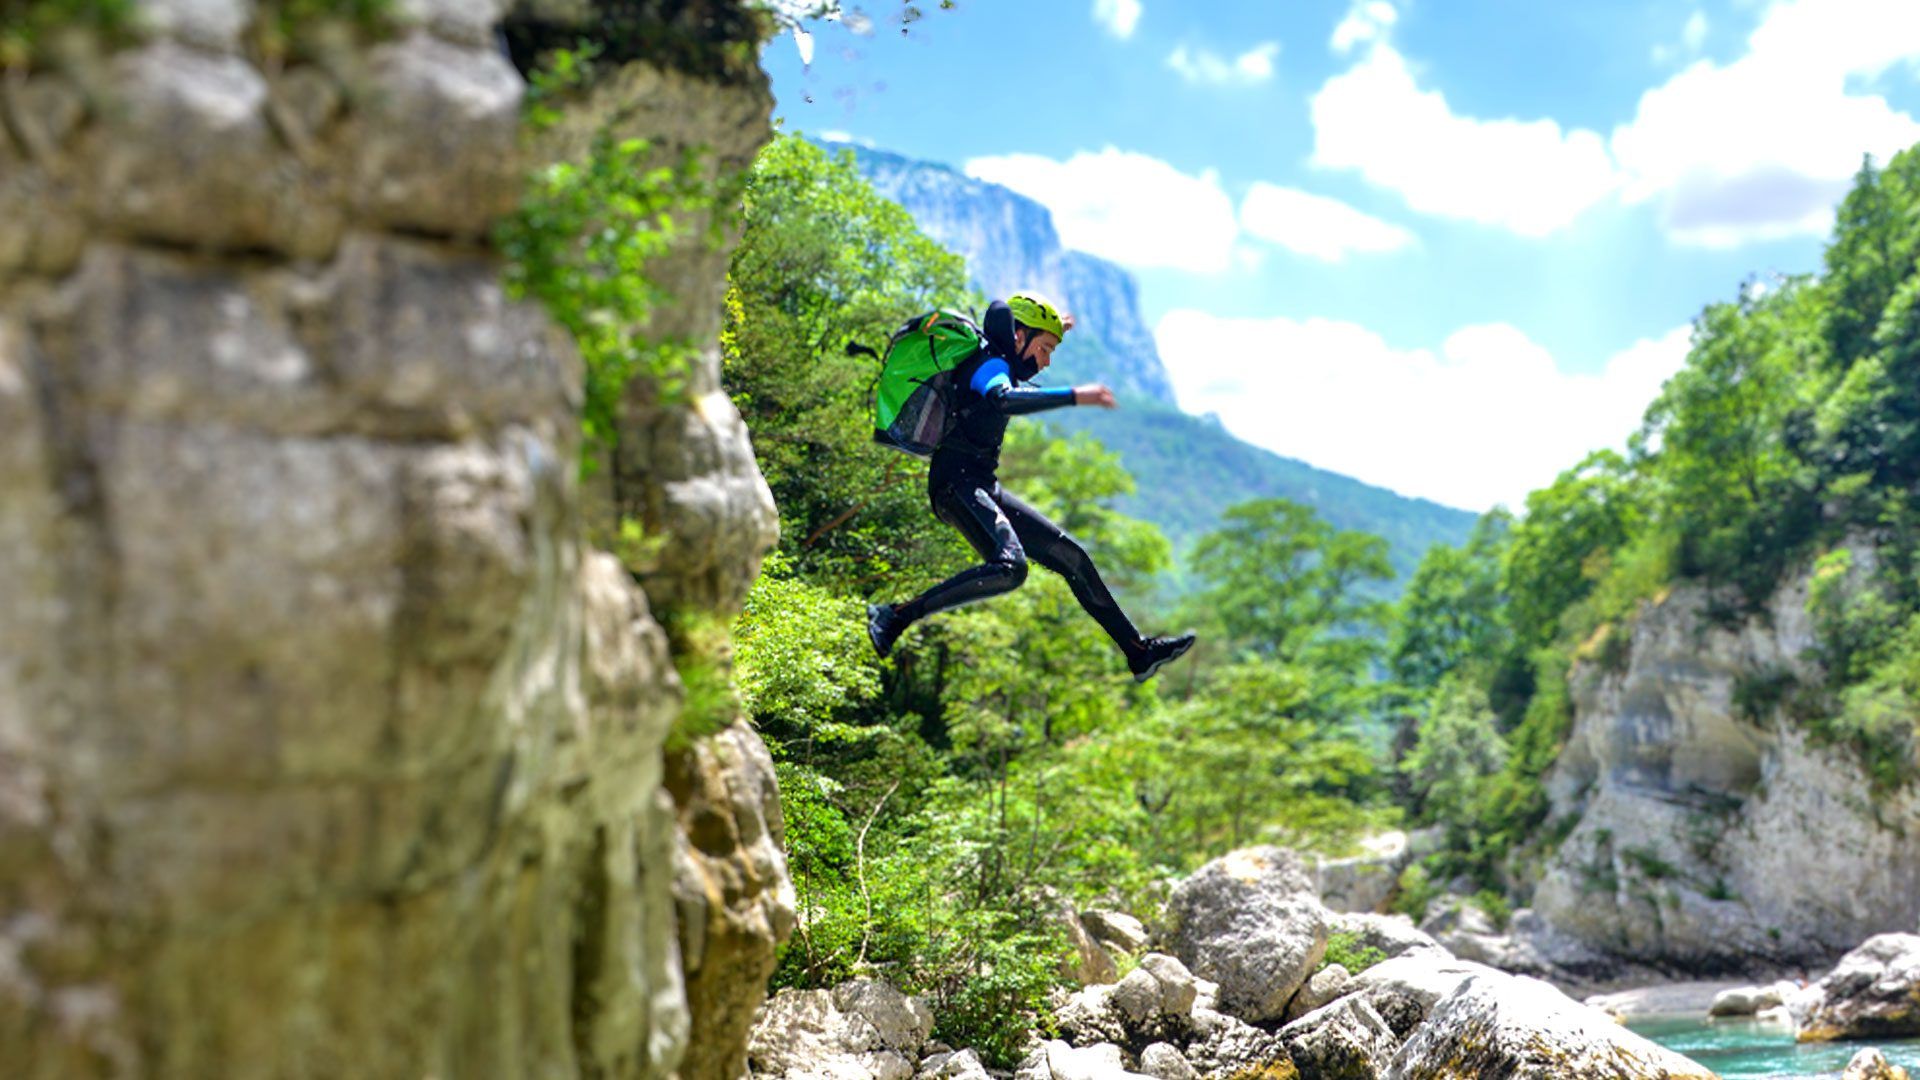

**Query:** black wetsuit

left=889, top=301, right=1144, bottom=655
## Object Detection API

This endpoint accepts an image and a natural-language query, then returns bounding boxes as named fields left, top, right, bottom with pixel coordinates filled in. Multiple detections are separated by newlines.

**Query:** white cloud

left=1310, top=44, right=1620, bottom=235
left=1093, top=0, right=1142, bottom=39
left=964, top=148, right=1241, bottom=273
left=1331, top=0, right=1398, bottom=55
left=1155, top=310, right=1690, bottom=510
left=1168, top=42, right=1281, bottom=86
left=1612, top=0, right=1920, bottom=247
left=1239, top=183, right=1416, bottom=261
left=816, top=130, right=877, bottom=148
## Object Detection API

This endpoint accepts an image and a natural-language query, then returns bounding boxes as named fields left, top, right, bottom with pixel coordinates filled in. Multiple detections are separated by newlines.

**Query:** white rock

left=1793, top=933, right=1920, bottom=1042
left=1041, top=1040, right=1153, bottom=1080
left=833, top=979, right=934, bottom=1054
left=1281, top=993, right=1398, bottom=1078
left=920, top=1047, right=991, bottom=1080
left=1385, top=972, right=1716, bottom=1079
left=1138, top=953, right=1198, bottom=1016
left=1082, top=910, right=1150, bottom=955
left=1354, top=951, right=1502, bottom=1037
left=1843, top=1047, right=1913, bottom=1080
left=1285, top=962, right=1355, bottom=1023
left=1137, top=1042, right=1196, bottom=1080
left=1165, top=847, right=1330, bottom=1023
left=1111, top=968, right=1162, bottom=1025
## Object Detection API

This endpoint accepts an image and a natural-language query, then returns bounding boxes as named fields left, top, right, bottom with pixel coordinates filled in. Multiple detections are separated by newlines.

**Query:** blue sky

left=760, top=0, right=1920, bottom=511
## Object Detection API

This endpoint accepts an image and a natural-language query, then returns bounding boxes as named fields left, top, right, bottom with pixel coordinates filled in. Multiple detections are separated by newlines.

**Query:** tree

left=1500, top=451, right=1642, bottom=650
left=1187, top=497, right=1393, bottom=672
left=1390, top=510, right=1512, bottom=692
left=723, top=135, right=980, bottom=587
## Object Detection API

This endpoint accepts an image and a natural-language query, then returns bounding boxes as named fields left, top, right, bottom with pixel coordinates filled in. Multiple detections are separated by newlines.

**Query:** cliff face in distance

left=0, top=1, right=790, bottom=1076
left=1533, top=551, right=1920, bottom=972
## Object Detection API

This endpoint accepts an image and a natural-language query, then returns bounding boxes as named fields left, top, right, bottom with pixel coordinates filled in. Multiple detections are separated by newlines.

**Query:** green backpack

left=870, top=309, right=988, bottom=457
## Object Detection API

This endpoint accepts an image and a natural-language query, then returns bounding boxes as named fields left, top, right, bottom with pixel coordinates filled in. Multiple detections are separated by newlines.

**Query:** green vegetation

left=1321, top=930, right=1387, bottom=975
left=724, top=138, right=1393, bottom=1062
left=1386, top=148, right=1920, bottom=898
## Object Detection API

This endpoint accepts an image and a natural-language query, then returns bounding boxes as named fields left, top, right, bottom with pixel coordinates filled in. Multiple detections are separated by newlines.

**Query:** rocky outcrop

left=1790, top=933, right=1920, bottom=1042
left=1845, top=1048, right=1914, bottom=1080
left=1279, top=994, right=1398, bottom=1079
left=1386, top=972, right=1717, bottom=1079
left=1709, top=980, right=1796, bottom=1017
left=1535, top=554, right=1920, bottom=971
left=1164, top=847, right=1330, bottom=1024
left=760, top=847, right=1726, bottom=1080
left=747, top=980, right=934, bottom=1080
left=1314, top=831, right=1417, bottom=914
left=1, top=1, right=785, bottom=1077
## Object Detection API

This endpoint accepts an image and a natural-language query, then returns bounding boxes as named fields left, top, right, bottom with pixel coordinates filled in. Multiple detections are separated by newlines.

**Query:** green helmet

left=1007, top=292, right=1067, bottom=339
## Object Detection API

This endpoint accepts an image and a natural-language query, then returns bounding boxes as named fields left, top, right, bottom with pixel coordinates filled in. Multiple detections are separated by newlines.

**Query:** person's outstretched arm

left=971, top=359, right=1115, bottom=414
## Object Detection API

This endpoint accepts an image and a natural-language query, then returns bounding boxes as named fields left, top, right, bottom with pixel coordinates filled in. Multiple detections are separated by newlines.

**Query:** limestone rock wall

left=1533, top=555, right=1920, bottom=971
left=1, top=1, right=784, bottom=1076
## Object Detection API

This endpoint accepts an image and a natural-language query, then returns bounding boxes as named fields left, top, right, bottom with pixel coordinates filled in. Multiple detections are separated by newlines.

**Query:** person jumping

left=865, top=292, right=1195, bottom=682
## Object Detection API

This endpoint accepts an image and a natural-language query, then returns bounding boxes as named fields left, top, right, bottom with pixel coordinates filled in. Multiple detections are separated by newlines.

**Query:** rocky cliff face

left=1534, top=554, right=1920, bottom=972
left=831, top=142, right=1177, bottom=406
left=0, top=2, right=787, bottom=1076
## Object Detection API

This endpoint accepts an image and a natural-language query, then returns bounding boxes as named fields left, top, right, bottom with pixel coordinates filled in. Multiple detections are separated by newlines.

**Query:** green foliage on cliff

left=498, top=133, right=717, bottom=467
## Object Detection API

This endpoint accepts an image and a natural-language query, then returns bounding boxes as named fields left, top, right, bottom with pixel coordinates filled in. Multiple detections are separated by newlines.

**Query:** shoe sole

left=866, top=604, right=893, bottom=659
left=1132, top=636, right=1195, bottom=683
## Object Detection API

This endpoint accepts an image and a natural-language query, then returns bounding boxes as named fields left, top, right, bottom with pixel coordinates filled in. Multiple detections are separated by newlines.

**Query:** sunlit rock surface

left=0, top=1, right=785, bottom=1076
left=1535, top=554, right=1920, bottom=972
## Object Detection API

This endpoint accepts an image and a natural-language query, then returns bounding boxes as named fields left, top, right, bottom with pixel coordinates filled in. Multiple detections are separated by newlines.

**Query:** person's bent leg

left=872, top=481, right=1027, bottom=657
left=996, top=488, right=1142, bottom=652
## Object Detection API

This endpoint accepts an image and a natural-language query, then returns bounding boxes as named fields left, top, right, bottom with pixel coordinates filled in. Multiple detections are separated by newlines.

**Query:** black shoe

left=1129, top=633, right=1196, bottom=683
left=867, top=603, right=903, bottom=659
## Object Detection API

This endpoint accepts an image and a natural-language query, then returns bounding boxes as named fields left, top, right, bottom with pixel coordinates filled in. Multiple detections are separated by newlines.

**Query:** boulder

left=1057, top=901, right=1120, bottom=986
left=1792, top=934, right=1920, bottom=1042
left=1315, top=832, right=1413, bottom=914
left=1033, top=1040, right=1154, bottom=1080
left=1112, top=968, right=1164, bottom=1026
left=1137, top=1043, right=1197, bottom=1080
left=1328, top=912, right=1444, bottom=961
left=1280, top=994, right=1399, bottom=1080
left=1164, top=847, right=1331, bottom=1023
left=1055, top=984, right=1129, bottom=1047
left=1138, top=953, right=1199, bottom=1017
left=1083, top=910, right=1151, bottom=956
left=1843, top=1048, right=1913, bottom=1080
left=1352, top=951, right=1501, bottom=1037
left=1056, top=955, right=1200, bottom=1047
left=747, top=991, right=912, bottom=1080
left=1709, top=981, right=1794, bottom=1018
left=833, top=979, right=934, bottom=1056
left=1385, top=972, right=1717, bottom=1079
left=1285, top=962, right=1356, bottom=1023
left=1182, top=1008, right=1297, bottom=1080
left=918, top=1048, right=992, bottom=1080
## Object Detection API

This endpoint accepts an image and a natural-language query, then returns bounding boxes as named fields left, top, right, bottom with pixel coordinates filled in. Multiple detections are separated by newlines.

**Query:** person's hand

left=1074, top=384, right=1117, bottom=408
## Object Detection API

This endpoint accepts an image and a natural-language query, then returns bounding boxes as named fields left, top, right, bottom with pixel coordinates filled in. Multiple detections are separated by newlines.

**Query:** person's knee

left=992, top=555, right=1030, bottom=592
